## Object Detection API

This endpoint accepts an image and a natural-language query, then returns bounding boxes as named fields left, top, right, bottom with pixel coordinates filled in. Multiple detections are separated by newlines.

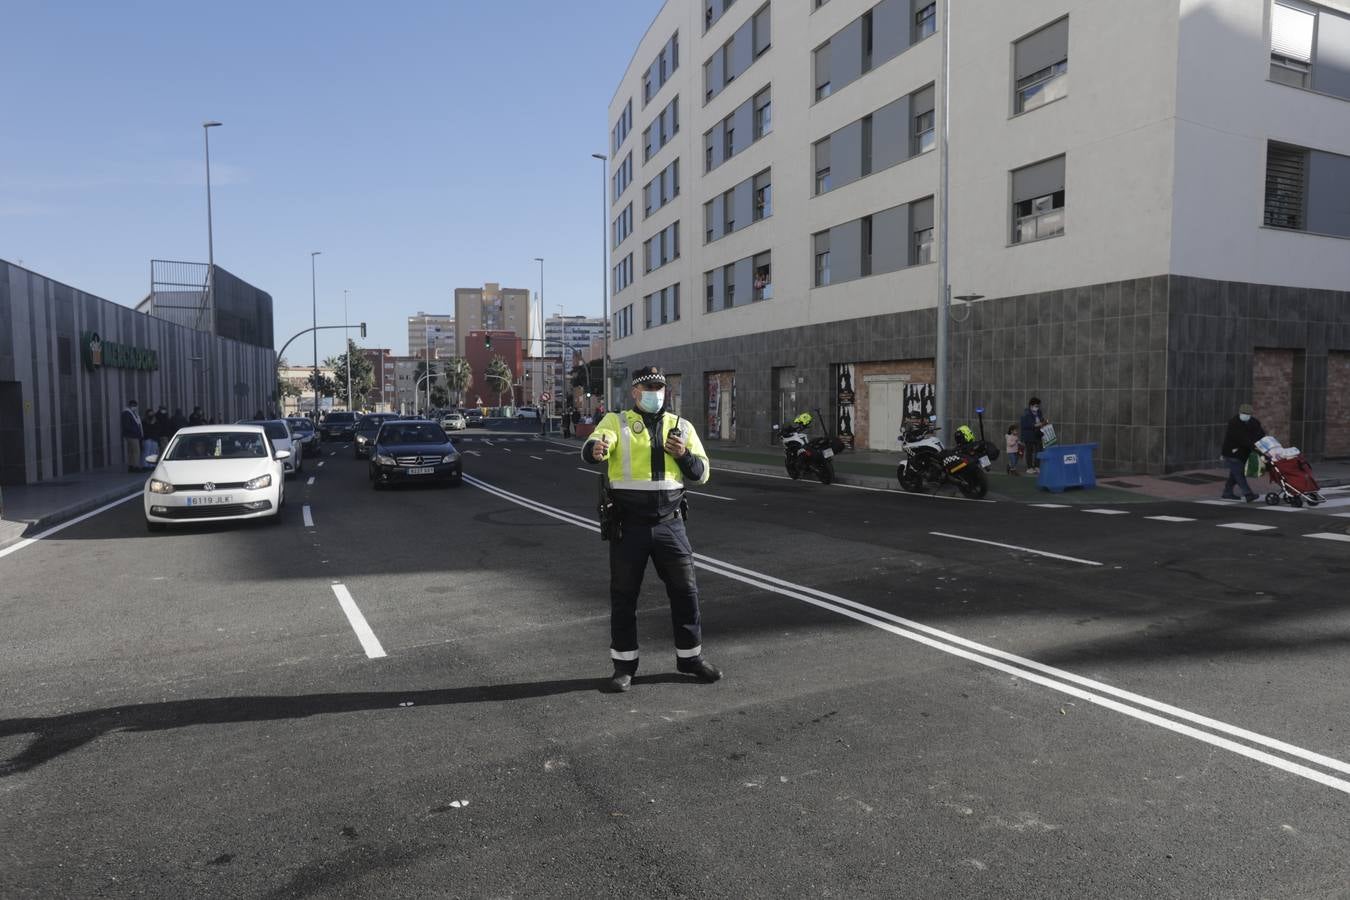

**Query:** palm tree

left=485, top=356, right=513, bottom=407
left=442, top=356, right=473, bottom=407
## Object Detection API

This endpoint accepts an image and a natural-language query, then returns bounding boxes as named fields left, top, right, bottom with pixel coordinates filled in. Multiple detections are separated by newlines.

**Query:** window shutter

left=1014, top=18, right=1069, bottom=80
left=1271, top=2, right=1316, bottom=61
left=1012, top=156, right=1066, bottom=203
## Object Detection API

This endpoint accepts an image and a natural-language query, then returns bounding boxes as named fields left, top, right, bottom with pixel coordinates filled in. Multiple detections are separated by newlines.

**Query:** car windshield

left=166, top=431, right=268, bottom=460
left=326, top=413, right=355, bottom=423
left=357, top=416, right=390, bottom=432
left=244, top=421, right=289, bottom=441
left=379, top=423, right=448, bottom=444
left=288, top=419, right=313, bottom=432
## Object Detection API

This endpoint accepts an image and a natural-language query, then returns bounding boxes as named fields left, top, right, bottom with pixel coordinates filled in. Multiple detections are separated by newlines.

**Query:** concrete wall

left=0, top=260, right=276, bottom=485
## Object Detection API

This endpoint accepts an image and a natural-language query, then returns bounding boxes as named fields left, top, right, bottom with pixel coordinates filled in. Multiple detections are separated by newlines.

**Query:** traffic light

left=360, top=322, right=367, bottom=338
left=484, top=334, right=492, bottom=349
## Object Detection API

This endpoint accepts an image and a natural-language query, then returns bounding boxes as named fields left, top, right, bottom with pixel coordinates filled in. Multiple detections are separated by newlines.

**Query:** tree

left=323, top=340, right=376, bottom=409
left=430, top=386, right=449, bottom=409
left=306, top=371, right=337, bottom=399
left=486, top=355, right=513, bottom=406
left=442, top=356, right=472, bottom=406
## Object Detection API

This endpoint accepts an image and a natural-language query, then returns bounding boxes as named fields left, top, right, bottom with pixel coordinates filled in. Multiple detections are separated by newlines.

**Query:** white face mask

left=637, top=390, right=665, bottom=414
left=1239, top=413, right=1251, bottom=422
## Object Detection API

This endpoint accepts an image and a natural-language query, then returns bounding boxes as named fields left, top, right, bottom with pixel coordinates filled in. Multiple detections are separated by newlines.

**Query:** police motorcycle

left=772, top=410, right=845, bottom=485
left=895, top=417, right=997, bottom=499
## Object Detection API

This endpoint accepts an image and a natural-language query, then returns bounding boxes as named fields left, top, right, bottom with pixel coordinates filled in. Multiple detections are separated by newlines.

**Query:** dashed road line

left=530, top=455, right=544, bottom=460
left=331, top=584, right=387, bottom=659
left=1217, top=522, right=1276, bottom=532
left=576, top=467, right=600, bottom=475
left=1145, top=515, right=1197, bottom=523
left=929, top=531, right=1103, bottom=566
left=303, top=505, right=315, bottom=528
left=307, top=476, right=316, bottom=486
left=687, top=489, right=735, bottom=501
left=1030, top=503, right=1071, bottom=508
left=1305, top=532, right=1350, bottom=543
left=318, top=461, right=325, bottom=468
left=1083, top=508, right=1130, bottom=516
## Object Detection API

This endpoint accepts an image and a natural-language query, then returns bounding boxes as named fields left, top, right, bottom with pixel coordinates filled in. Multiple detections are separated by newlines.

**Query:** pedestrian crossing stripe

left=1145, top=515, right=1196, bottom=523
left=1030, top=503, right=1071, bottom=508
left=1083, top=509, right=1130, bottom=515
left=1216, top=522, right=1277, bottom=531
left=1306, top=532, right=1350, bottom=543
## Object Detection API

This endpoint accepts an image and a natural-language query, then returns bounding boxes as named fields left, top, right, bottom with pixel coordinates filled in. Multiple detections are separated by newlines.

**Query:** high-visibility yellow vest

left=589, top=409, right=710, bottom=489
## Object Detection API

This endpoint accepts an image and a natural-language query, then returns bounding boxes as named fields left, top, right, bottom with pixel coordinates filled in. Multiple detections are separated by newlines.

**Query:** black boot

left=676, top=657, right=723, bottom=683
left=605, top=668, right=633, bottom=693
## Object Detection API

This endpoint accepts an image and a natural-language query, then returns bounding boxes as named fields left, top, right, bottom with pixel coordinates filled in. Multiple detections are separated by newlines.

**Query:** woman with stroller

left=1220, top=403, right=1265, bottom=502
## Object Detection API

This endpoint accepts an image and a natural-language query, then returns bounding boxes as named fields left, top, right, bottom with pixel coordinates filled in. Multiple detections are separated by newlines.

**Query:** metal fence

left=146, top=259, right=211, bottom=332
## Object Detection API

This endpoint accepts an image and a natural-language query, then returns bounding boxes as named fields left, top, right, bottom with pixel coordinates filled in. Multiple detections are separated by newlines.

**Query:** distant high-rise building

left=453, top=283, right=531, bottom=357
left=407, top=313, right=455, bottom=360
left=360, top=347, right=397, bottom=410
left=544, top=314, right=608, bottom=362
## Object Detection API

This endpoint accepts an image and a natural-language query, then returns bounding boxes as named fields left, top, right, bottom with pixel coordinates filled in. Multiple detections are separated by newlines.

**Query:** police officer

left=583, top=366, right=722, bottom=693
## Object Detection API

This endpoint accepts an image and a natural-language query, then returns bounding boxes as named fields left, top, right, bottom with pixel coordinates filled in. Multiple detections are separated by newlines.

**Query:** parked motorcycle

left=895, top=418, right=993, bottom=499
left=773, top=410, right=845, bottom=485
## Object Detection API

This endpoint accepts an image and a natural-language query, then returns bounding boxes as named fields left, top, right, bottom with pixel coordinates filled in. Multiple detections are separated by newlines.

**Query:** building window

left=753, top=170, right=772, bottom=220
left=1265, top=142, right=1308, bottom=230
left=723, top=188, right=735, bottom=234
left=813, top=231, right=831, bottom=286
left=705, top=131, right=714, bottom=172
left=910, top=197, right=935, bottom=264
left=914, top=2, right=937, bottom=42
left=705, top=201, right=716, bottom=243
left=753, top=252, right=772, bottom=301
left=860, top=215, right=873, bottom=277
left=911, top=85, right=936, bottom=156
left=614, top=304, right=634, bottom=339
left=724, top=121, right=735, bottom=158
left=706, top=271, right=716, bottom=312
left=1014, top=19, right=1069, bottom=113
left=754, top=87, right=772, bottom=139
left=754, top=4, right=771, bottom=56
left=814, top=137, right=831, bottom=194
left=861, top=114, right=874, bottom=176
left=814, top=41, right=832, bottom=100
left=724, top=264, right=736, bottom=307
left=914, top=227, right=933, bottom=264
left=1271, top=2, right=1316, bottom=87
left=861, top=9, right=874, bottom=73
left=1011, top=156, right=1066, bottom=244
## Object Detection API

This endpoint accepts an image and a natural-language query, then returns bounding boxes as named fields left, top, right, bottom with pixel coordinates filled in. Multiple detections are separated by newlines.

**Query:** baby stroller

left=1256, top=436, right=1325, bottom=508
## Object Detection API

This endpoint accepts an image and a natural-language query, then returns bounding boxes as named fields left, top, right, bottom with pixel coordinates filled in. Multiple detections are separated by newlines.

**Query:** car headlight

left=442, top=454, right=457, bottom=464
left=244, top=474, right=273, bottom=490
left=356, top=435, right=369, bottom=444
left=374, top=454, right=395, bottom=465
left=148, top=478, right=174, bottom=494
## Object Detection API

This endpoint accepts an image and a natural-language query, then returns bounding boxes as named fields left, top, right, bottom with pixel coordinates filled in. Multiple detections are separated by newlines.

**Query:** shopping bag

left=1039, top=423, right=1058, bottom=447
left=142, top=438, right=159, bottom=466
left=1245, top=451, right=1261, bottom=477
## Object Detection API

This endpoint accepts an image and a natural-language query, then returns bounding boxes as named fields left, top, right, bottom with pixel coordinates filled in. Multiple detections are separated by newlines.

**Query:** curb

left=0, top=484, right=144, bottom=552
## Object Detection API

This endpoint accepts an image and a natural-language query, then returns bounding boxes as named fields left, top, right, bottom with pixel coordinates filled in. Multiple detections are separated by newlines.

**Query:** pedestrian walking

left=582, top=366, right=722, bottom=693
left=154, top=406, right=172, bottom=453
left=121, top=400, right=144, bottom=472
left=1221, top=403, right=1265, bottom=502
left=1020, top=397, right=1049, bottom=474
left=1005, top=425, right=1023, bottom=476
left=170, top=408, right=189, bottom=433
left=189, top=406, right=206, bottom=426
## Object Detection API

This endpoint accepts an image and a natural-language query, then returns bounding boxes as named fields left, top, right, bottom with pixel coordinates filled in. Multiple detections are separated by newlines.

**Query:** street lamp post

left=954, top=293, right=985, bottom=422
left=423, top=313, right=432, bottom=415
left=202, top=121, right=222, bottom=325
left=591, top=153, right=609, bottom=410
left=534, top=257, right=545, bottom=433
left=343, top=289, right=352, bottom=411
left=935, top=0, right=952, bottom=437
left=310, top=251, right=322, bottom=417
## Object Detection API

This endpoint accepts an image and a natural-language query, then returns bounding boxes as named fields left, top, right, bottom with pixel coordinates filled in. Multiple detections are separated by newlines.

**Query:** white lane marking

left=303, top=505, right=315, bottom=528
left=930, top=532, right=1103, bottom=566
left=462, top=474, right=1350, bottom=796
left=331, top=584, right=387, bottom=659
left=1083, top=509, right=1130, bottom=516
left=724, top=468, right=992, bottom=502
left=576, top=467, right=601, bottom=475
left=1196, top=499, right=1244, bottom=506
left=686, top=489, right=735, bottom=501
left=318, top=461, right=325, bottom=468
left=1217, top=522, right=1277, bottom=532
left=329, top=451, right=337, bottom=457
left=483, top=440, right=494, bottom=446
left=1145, top=515, right=1197, bottom=523
left=465, top=450, right=482, bottom=457
left=530, top=455, right=544, bottom=461
left=307, top=476, right=316, bottom=486
left=0, top=492, right=142, bottom=562
left=1305, top=532, right=1350, bottom=543
left=546, top=449, right=571, bottom=454
left=1334, top=513, right=1350, bottom=519
left=1031, top=503, right=1071, bottom=508
left=503, top=448, right=512, bottom=453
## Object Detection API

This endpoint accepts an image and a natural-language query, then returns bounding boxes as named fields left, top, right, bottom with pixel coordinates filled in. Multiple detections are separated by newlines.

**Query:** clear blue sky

left=0, top=0, right=663, bottom=364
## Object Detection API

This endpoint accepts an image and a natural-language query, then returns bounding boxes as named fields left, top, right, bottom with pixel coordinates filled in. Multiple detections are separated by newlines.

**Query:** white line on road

left=465, top=450, right=482, bottom=456
left=331, top=584, right=387, bottom=659
left=503, top=448, right=512, bottom=453
left=725, top=468, right=993, bottom=501
left=1196, top=499, right=1244, bottom=507
left=1217, top=522, right=1277, bottom=532
left=929, top=531, right=1103, bottom=566
left=461, top=473, right=1350, bottom=796
left=303, top=505, right=315, bottom=528
left=1030, top=503, right=1071, bottom=508
left=686, top=489, right=735, bottom=501
left=1083, top=508, right=1131, bottom=515
left=576, top=467, right=600, bottom=475
left=1145, top=515, right=1197, bottom=523
left=307, top=476, right=316, bottom=486
left=318, top=461, right=325, bottom=468
left=530, top=455, right=544, bottom=460
left=1305, top=532, right=1350, bottom=543
left=0, top=492, right=141, bottom=562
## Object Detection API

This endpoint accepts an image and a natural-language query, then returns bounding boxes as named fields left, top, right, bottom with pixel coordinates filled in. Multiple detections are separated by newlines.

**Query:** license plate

left=407, top=466, right=434, bottom=475
left=821, top=448, right=834, bottom=459
left=979, top=455, right=991, bottom=468
left=187, top=495, right=233, bottom=506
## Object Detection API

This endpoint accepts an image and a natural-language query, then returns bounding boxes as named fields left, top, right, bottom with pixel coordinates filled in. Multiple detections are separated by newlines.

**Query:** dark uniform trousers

left=609, top=515, right=702, bottom=674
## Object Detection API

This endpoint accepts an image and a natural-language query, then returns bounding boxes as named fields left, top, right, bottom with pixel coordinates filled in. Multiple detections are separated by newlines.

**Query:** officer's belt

left=619, top=509, right=683, bottom=526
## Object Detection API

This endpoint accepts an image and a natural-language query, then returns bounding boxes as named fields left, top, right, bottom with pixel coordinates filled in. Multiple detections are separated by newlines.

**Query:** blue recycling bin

left=1036, top=443, right=1099, bottom=493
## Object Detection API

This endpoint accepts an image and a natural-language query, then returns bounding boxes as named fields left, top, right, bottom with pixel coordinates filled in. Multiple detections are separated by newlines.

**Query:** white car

left=241, top=419, right=303, bottom=477
left=440, top=413, right=467, bottom=431
left=144, top=425, right=289, bottom=531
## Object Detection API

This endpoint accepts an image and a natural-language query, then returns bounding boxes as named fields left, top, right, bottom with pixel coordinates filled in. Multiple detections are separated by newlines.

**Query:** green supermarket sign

left=82, top=331, right=159, bottom=372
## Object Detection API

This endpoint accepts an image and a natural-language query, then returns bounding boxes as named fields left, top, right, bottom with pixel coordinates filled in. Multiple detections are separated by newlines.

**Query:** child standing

left=1005, top=425, right=1023, bottom=475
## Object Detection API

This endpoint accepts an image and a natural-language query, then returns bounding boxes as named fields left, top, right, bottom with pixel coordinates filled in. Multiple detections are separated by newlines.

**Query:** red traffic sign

left=540, top=391, right=552, bottom=402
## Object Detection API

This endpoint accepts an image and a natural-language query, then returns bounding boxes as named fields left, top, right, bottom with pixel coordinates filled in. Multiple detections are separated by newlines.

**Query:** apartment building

left=453, top=284, right=532, bottom=359
left=407, top=313, right=455, bottom=360
left=360, top=347, right=397, bottom=410
left=544, top=314, right=609, bottom=363
left=606, top=0, right=1350, bottom=472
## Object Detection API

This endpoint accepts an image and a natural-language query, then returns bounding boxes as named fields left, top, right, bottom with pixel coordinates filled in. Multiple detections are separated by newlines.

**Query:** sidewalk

left=0, top=466, right=147, bottom=551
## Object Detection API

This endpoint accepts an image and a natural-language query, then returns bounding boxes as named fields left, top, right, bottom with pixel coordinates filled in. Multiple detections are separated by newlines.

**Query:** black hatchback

left=354, top=412, right=399, bottom=459
left=369, top=420, right=462, bottom=489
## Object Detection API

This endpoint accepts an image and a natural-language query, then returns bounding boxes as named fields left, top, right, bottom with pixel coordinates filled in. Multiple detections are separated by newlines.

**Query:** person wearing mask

left=170, top=408, right=189, bottom=433
left=582, top=367, right=721, bottom=693
left=121, top=400, right=144, bottom=472
left=1019, top=397, right=1048, bottom=475
left=153, top=406, right=172, bottom=453
left=1220, top=403, right=1265, bottom=502
left=189, top=406, right=206, bottom=426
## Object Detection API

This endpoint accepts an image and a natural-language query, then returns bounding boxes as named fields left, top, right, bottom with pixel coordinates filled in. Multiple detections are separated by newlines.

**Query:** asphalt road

left=3, top=431, right=1350, bottom=898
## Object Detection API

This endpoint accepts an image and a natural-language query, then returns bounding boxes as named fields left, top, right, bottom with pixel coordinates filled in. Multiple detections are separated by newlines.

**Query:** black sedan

left=353, top=413, right=399, bottom=459
left=369, top=420, right=462, bottom=489
left=320, top=411, right=358, bottom=441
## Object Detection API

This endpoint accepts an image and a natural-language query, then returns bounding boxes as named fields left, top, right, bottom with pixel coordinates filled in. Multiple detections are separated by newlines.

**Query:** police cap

left=631, top=366, right=666, bottom=388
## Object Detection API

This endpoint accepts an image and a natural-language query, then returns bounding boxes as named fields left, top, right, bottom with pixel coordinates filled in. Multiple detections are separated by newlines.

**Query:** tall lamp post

left=310, top=251, right=322, bottom=417
left=591, top=153, right=609, bottom=410
left=202, top=121, right=222, bottom=324
left=954, top=293, right=984, bottom=421
left=343, top=289, right=352, bottom=411
left=534, top=257, right=545, bottom=430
